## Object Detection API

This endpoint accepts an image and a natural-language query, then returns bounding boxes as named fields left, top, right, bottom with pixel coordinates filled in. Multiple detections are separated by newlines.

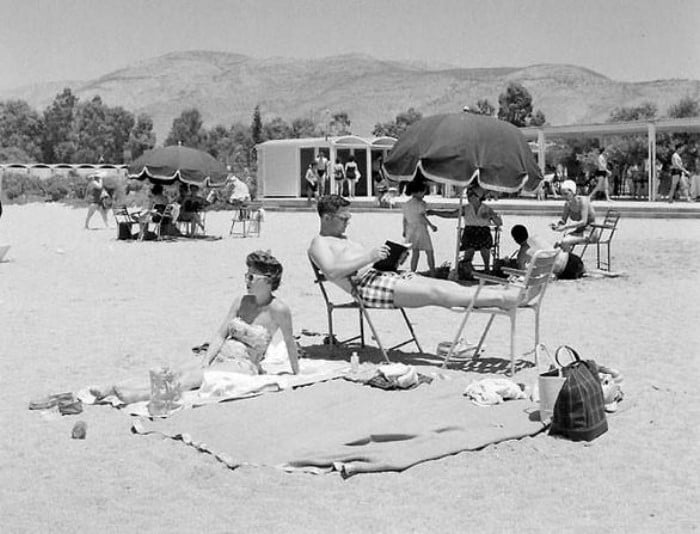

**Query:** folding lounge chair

left=575, top=209, right=620, bottom=271
left=113, top=206, right=141, bottom=240
left=229, top=202, right=263, bottom=237
left=444, top=249, right=558, bottom=376
left=309, top=259, right=423, bottom=363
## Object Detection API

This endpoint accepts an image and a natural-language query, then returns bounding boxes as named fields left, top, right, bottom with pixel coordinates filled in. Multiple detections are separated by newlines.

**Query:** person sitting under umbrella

left=177, top=183, right=206, bottom=235
left=308, top=195, right=518, bottom=310
left=429, top=187, right=502, bottom=277
left=89, top=250, right=300, bottom=404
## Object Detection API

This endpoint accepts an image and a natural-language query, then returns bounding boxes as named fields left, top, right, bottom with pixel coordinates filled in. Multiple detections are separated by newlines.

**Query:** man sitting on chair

left=308, top=195, right=517, bottom=310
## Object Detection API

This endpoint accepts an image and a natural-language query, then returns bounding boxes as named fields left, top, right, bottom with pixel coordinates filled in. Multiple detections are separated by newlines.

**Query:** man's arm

left=308, top=235, right=386, bottom=280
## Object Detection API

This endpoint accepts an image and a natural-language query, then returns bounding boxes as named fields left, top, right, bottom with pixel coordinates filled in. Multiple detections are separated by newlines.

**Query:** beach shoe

left=58, top=395, right=83, bottom=416
left=28, top=392, right=74, bottom=411
left=436, top=339, right=479, bottom=360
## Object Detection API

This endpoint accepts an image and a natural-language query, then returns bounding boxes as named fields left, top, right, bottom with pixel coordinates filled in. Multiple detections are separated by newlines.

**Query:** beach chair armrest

left=472, top=273, right=510, bottom=285
left=501, top=267, right=526, bottom=277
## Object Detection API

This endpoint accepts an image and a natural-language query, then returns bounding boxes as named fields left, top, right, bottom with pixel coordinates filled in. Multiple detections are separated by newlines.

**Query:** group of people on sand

left=91, top=185, right=598, bottom=404
left=398, top=179, right=590, bottom=280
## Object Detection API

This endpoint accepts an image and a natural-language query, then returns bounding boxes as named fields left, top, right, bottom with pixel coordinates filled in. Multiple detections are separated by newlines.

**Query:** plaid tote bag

left=550, top=346, right=608, bottom=442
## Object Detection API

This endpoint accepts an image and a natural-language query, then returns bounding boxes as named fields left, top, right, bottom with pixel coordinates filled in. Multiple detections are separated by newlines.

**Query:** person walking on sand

left=668, top=142, right=691, bottom=203
left=590, top=147, right=612, bottom=201
left=84, top=173, right=110, bottom=229
left=402, top=180, right=437, bottom=276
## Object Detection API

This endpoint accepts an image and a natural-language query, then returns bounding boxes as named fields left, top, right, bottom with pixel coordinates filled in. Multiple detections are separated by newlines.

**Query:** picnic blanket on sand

left=133, top=375, right=546, bottom=476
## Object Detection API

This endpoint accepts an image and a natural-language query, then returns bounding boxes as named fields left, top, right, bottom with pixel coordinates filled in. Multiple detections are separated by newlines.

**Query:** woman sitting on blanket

left=91, top=250, right=300, bottom=404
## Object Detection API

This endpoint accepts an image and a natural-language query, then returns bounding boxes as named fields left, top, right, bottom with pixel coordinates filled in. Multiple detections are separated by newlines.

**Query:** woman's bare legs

left=91, top=356, right=205, bottom=404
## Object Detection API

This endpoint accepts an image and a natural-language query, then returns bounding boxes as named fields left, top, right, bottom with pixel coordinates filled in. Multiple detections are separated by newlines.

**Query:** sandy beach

left=1, top=202, right=699, bottom=532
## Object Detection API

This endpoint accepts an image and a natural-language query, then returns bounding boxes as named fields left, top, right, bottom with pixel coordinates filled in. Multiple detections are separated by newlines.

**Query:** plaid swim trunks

left=353, top=269, right=414, bottom=309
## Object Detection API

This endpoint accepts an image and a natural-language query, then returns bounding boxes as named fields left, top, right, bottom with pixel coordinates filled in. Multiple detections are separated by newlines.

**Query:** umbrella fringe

left=383, top=162, right=536, bottom=194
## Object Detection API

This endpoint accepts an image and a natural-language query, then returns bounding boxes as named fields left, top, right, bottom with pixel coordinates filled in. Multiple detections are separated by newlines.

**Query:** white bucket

left=538, top=371, right=566, bottom=422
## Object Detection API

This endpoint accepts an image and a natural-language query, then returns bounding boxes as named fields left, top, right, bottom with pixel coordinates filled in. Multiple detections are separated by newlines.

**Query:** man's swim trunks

left=353, top=269, right=413, bottom=309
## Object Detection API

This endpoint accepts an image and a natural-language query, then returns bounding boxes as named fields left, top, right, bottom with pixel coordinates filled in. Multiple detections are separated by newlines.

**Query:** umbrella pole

left=449, top=186, right=465, bottom=281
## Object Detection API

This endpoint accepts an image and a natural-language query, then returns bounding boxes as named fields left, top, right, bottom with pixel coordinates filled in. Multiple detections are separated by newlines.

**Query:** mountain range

left=2, top=50, right=699, bottom=143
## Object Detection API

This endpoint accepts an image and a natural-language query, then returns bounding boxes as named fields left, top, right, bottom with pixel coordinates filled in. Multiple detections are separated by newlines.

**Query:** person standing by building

left=668, top=142, right=691, bottom=203
left=84, top=173, right=110, bottom=229
left=305, top=161, right=320, bottom=203
left=332, top=158, right=345, bottom=196
left=315, top=151, right=330, bottom=196
left=590, top=147, right=612, bottom=201
left=344, top=155, right=360, bottom=198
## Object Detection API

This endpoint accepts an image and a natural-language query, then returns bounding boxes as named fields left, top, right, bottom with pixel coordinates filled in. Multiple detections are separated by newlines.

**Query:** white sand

left=0, top=203, right=698, bottom=532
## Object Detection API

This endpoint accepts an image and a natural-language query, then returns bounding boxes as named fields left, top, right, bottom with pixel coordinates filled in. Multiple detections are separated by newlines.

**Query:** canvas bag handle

left=536, top=343, right=561, bottom=376
left=554, top=345, right=583, bottom=368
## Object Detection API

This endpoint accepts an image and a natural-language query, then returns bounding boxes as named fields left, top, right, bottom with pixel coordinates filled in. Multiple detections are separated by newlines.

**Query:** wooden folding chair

left=309, top=259, right=423, bottom=362
left=444, top=249, right=558, bottom=375
left=140, top=204, right=176, bottom=240
left=576, top=209, right=620, bottom=271
left=229, top=202, right=263, bottom=237
left=112, top=206, right=141, bottom=240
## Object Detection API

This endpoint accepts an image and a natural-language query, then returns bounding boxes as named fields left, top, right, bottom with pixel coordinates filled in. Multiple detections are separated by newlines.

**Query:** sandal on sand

left=28, top=392, right=74, bottom=411
left=58, top=395, right=83, bottom=416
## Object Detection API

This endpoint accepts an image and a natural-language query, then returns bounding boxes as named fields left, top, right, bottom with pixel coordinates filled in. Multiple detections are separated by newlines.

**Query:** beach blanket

left=133, top=373, right=546, bottom=476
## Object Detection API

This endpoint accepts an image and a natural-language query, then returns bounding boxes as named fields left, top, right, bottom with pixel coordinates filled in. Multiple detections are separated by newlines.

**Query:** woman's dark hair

left=151, top=184, right=163, bottom=195
left=405, top=180, right=428, bottom=195
left=246, top=250, right=283, bottom=290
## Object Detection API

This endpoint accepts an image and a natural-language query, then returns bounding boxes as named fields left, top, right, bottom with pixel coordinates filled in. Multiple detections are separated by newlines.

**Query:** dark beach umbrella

left=128, top=145, right=228, bottom=187
left=383, top=112, right=542, bottom=193
left=383, top=113, right=543, bottom=276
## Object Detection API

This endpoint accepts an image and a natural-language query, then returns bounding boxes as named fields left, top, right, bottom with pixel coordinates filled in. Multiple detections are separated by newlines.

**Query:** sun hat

left=560, top=180, right=577, bottom=195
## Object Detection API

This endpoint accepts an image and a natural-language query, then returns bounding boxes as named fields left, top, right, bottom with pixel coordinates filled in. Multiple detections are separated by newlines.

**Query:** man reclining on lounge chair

left=308, top=195, right=518, bottom=310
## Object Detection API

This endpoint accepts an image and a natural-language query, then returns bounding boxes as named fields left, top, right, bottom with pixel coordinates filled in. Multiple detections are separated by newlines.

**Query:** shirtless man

left=308, top=195, right=518, bottom=309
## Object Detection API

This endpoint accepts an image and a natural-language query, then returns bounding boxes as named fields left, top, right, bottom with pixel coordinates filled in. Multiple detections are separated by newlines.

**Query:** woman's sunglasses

left=244, top=272, right=269, bottom=283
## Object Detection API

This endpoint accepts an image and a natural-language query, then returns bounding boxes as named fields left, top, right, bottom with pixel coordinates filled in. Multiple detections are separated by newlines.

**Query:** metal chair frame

left=576, top=209, right=620, bottom=271
left=309, top=259, right=423, bottom=362
left=444, top=249, right=558, bottom=376
left=229, top=203, right=263, bottom=238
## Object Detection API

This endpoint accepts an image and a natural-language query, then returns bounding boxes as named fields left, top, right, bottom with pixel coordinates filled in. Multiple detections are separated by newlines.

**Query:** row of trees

left=1, top=81, right=697, bottom=182
left=0, top=89, right=157, bottom=164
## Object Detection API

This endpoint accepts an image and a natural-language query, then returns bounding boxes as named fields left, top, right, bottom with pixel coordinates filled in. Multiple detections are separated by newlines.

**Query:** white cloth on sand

left=463, top=378, right=527, bottom=406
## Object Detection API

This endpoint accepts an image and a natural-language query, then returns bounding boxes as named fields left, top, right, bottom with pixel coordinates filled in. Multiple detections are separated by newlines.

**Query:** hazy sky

left=2, top=0, right=699, bottom=90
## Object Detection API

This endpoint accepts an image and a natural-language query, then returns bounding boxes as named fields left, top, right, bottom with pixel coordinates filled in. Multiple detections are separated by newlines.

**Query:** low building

left=255, top=135, right=397, bottom=198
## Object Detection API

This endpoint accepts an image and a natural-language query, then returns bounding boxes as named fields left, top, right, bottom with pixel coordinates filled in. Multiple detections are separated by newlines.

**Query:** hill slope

left=2, top=51, right=699, bottom=143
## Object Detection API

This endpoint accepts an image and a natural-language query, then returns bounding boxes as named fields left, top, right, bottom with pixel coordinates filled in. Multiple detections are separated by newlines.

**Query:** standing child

left=402, top=181, right=437, bottom=276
